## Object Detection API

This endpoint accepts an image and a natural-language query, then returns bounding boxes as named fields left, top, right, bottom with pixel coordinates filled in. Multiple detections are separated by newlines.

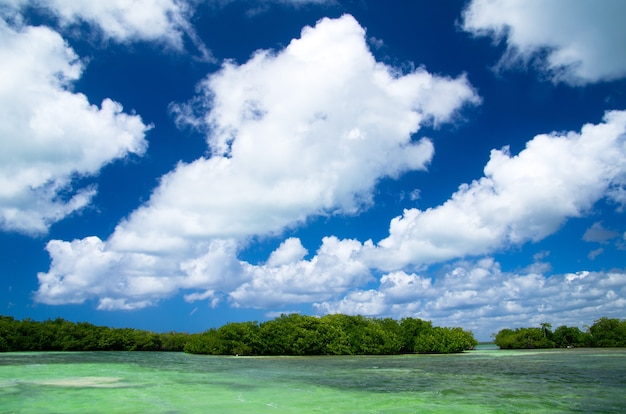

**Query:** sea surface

left=1, top=346, right=625, bottom=413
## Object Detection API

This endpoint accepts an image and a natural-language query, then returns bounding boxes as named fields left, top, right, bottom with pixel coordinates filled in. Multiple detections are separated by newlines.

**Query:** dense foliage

left=0, top=313, right=477, bottom=355
left=494, top=317, right=626, bottom=349
left=183, top=314, right=477, bottom=355
left=0, top=316, right=189, bottom=352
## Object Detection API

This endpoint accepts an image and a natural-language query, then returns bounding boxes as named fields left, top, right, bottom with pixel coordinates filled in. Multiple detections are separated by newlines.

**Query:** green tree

left=159, top=332, right=190, bottom=351
left=259, top=314, right=327, bottom=355
left=589, top=317, right=626, bottom=347
left=184, top=329, right=222, bottom=354
left=414, top=327, right=477, bottom=354
left=493, top=328, right=516, bottom=349
left=399, top=317, right=433, bottom=353
left=217, top=321, right=261, bottom=355
left=347, top=317, right=401, bottom=355
left=317, top=314, right=351, bottom=355
left=0, top=316, right=16, bottom=351
left=552, top=325, right=590, bottom=348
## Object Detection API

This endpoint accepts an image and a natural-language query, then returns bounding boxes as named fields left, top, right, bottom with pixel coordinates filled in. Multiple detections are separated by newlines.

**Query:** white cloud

left=0, top=21, right=149, bottom=234
left=2, top=0, right=193, bottom=48
left=315, top=289, right=387, bottom=316
left=229, top=236, right=372, bottom=308
left=297, top=110, right=626, bottom=335
left=266, top=237, right=308, bottom=267
left=462, top=0, right=626, bottom=84
left=97, top=298, right=155, bottom=311
left=36, top=237, right=121, bottom=305
left=53, top=0, right=188, bottom=45
left=179, top=239, right=248, bottom=292
left=366, top=110, right=626, bottom=270
left=36, top=15, right=479, bottom=309
left=315, top=259, right=626, bottom=340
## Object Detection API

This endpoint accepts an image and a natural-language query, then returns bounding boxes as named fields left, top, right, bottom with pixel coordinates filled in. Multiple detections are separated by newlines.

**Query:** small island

left=183, top=313, right=477, bottom=355
left=493, top=317, right=626, bottom=349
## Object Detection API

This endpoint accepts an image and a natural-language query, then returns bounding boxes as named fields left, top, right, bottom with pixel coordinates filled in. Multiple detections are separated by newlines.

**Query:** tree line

left=494, top=317, right=626, bottom=349
left=183, top=313, right=477, bottom=355
left=0, top=313, right=477, bottom=355
left=0, top=316, right=188, bottom=352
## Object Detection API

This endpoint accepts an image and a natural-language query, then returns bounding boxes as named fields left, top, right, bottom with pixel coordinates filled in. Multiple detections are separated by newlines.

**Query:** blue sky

left=1, top=0, right=625, bottom=340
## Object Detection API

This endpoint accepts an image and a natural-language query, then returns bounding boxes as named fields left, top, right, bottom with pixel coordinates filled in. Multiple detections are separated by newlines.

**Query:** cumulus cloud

left=266, top=237, right=308, bottom=267
left=313, top=111, right=626, bottom=337
left=2, top=0, right=194, bottom=47
left=35, top=85, right=626, bottom=320
left=229, top=236, right=372, bottom=308
left=35, top=236, right=180, bottom=308
left=36, top=14, right=478, bottom=309
left=366, top=110, right=626, bottom=270
left=0, top=21, right=149, bottom=234
left=113, top=14, right=477, bottom=250
left=462, top=0, right=626, bottom=84
left=315, top=259, right=626, bottom=339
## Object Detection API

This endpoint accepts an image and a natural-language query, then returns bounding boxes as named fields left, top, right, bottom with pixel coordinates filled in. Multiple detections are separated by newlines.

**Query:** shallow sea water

left=1, top=347, right=625, bottom=413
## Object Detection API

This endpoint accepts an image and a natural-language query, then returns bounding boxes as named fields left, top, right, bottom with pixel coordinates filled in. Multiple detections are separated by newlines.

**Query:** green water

left=1, top=347, right=625, bottom=413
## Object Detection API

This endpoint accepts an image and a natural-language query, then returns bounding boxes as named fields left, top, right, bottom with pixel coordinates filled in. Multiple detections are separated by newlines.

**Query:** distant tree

left=552, top=325, right=590, bottom=348
left=494, top=327, right=554, bottom=349
left=589, top=317, right=626, bottom=347
left=540, top=322, right=552, bottom=339
left=493, top=328, right=516, bottom=349
left=217, top=321, right=261, bottom=355
left=130, top=329, right=162, bottom=351
left=494, top=318, right=626, bottom=349
left=184, top=329, right=222, bottom=355
left=348, top=317, right=402, bottom=355
left=159, top=332, right=190, bottom=351
left=414, top=327, right=477, bottom=354
left=317, top=314, right=351, bottom=355
left=260, top=314, right=322, bottom=355
left=399, top=318, right=433, bottom=353
left=0, top=316, right=16, bottom=351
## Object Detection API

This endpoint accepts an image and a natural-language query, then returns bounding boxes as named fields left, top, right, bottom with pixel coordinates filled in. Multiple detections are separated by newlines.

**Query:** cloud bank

left=315, top=259, right=626, bottom=339
left=462, top=0, right=626, bottom=84
left=36, top=15, right=479, bottom=309
left=218, top=109, right=626, bottom=336
left=38, top=106, right=625, bottom=332
left=368, top=110, right=626, bottom=270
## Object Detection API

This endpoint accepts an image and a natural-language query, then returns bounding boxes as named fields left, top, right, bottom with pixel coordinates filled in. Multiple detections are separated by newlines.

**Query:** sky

left=1, top=0, right=625, bottom=341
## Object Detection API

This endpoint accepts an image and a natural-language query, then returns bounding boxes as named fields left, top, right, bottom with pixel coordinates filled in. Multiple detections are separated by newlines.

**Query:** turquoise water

left=1, top=347, right=625, bottom=413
